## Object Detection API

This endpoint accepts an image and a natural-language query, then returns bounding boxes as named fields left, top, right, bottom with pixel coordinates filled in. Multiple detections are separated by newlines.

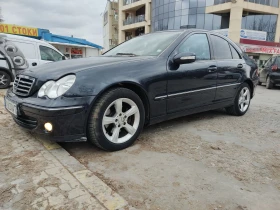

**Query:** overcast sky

left=0, top=0, right=107, bottom=46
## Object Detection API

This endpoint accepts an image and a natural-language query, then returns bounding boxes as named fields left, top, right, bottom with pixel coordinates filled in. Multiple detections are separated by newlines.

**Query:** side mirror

left=62, top=56, right=66, bottom=60
left=173, top=52, right=196, bottom=65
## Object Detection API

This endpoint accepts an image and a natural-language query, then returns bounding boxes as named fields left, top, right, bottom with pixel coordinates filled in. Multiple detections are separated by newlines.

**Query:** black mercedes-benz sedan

left=5, top=29, right=259, bottom=151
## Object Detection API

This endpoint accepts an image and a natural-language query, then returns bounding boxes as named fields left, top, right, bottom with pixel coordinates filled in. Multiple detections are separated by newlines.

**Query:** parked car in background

left=0, top=33, right=65, bottom=89
left=5, top=29, right=259, bottom=151
left=259, top=55, right=280, bottom=89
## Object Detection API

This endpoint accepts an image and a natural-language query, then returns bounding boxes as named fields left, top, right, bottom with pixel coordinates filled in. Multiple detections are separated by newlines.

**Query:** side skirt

left=149, top=100, right=233, bottom=126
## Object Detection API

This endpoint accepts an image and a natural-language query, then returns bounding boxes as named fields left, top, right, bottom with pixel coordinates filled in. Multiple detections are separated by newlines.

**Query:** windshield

left=104, top=31, right=182, bottom=56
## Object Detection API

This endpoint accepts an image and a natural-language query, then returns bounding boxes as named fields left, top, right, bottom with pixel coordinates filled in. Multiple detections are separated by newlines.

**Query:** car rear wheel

left=266, top=76, right=273, bottom=89
left=0, top=71, right=11, bottom=89
left=88, top=88, right=145, bottom=151
left=225, top=83, right=251, bottom=116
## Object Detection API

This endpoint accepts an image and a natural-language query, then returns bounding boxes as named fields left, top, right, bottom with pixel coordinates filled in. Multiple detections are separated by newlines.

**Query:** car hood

left=22, top=56, right=155, bottom=80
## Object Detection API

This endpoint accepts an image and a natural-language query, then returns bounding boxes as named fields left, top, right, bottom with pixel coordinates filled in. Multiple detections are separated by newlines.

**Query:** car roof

left=0, top=33, right=49, bottom=44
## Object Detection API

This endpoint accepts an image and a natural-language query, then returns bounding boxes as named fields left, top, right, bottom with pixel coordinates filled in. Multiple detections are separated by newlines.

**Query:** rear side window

left=230, top=45, right=241, bottom=59
left=210, top=35, right=232, bottom=60
left=178, top=33, right=210, bottom=60
left=11, top=41, right=36, bottom=59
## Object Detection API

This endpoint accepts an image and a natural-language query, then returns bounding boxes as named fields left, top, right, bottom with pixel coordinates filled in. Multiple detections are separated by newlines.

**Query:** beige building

left=118, top=0, right=151, bottom=44
left=206, top=0, right=280, bottom=43
left=103, top=0, right=119, bottom=52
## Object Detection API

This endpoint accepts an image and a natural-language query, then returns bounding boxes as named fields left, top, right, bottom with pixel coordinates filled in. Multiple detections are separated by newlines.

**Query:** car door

left=38, top=45, right=64, bottom=65
left=210, top=34, right=245, bottom=102
left=167, top=33, right=217, bottom=113
left=259, top=57, right=274, bottom=83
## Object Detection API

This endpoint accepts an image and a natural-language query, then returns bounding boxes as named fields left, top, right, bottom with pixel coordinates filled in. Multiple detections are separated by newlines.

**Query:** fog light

left=44, top=123, right=53, bottom=132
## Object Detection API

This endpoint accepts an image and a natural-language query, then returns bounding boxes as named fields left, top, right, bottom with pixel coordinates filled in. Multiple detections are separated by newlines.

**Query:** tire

left=0, top=71, right=11, bottom=89
left=225, top=83, right=251, bottom=116
left=87, top=88, right=145, bottom=151
left=266, top=76, right=273, bottom=89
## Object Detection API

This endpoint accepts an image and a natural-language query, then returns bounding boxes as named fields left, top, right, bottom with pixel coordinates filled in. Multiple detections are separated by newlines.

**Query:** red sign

left=242, top=44, right=280, bottom=54
left=71, top=48, right=83, bottom=55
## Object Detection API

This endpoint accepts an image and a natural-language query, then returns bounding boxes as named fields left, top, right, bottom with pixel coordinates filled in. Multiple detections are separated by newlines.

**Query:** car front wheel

left=226, top=83, right=251, bottom=116
left=0, top=71, right=11, bottom=89
left=88, top=88, right=145, bottom=151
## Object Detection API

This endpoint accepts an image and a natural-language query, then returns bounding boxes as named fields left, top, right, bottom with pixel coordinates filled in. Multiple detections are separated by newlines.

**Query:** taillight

left=271, top=65, right=278, bottom=71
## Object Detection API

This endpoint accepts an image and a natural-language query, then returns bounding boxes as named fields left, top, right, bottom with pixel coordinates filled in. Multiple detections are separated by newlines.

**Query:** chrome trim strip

left=217, top=83, right=241, bottom=88
left=155, top=95, right=168, bottom=100
left=23, top=104, right=84, bottom=111
left=168, top=86, right=217, bottom=97
left=154, top=83, right=241, bottom=100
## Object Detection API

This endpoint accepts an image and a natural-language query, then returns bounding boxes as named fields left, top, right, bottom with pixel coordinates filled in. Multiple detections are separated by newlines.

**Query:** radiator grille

left=13, top=75, right=35, bottom=96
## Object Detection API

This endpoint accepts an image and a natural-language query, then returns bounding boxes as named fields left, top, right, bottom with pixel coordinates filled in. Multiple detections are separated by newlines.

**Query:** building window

left=242, top=14, right=277, bottom=41
left=244, top=0, right=279, bottom=7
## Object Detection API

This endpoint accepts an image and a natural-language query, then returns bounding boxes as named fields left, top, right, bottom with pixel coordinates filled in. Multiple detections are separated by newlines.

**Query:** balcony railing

left=123, top=0, right=141, bottom=6
left=123, top=15, right=145, bottom=26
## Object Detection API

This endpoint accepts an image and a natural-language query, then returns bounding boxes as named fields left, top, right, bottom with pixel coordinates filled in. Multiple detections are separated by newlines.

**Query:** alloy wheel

left=0, top=73, right=8, bottom=86
left=102, top=98, right=140, bottom=144
left=238, top=87, right=250, bottom=112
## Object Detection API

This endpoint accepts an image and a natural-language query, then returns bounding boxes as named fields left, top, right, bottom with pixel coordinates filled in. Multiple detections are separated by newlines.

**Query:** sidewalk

left=0, top=91, right=130, bottom=210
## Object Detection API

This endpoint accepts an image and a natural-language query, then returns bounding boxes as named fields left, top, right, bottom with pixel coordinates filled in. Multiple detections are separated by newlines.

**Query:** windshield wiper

left=116, top=53, right=137, bottom=57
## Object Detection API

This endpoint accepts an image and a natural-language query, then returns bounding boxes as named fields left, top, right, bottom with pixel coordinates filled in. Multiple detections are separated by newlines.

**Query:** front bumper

left=5, top=88, right=95, bottom=142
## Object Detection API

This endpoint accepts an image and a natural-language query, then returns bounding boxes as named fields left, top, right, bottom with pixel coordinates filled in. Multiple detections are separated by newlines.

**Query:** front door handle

left=208, top=66, right=217, bottom=73
left=32, top=62, right=37, bottom=66
left=237, top=64, right=243, bottom=69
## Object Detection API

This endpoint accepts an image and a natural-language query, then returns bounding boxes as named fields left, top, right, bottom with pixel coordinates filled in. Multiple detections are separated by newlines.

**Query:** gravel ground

left=62, top=85, right=280, bottom=210
left=2, top=85, right=279, bottom=210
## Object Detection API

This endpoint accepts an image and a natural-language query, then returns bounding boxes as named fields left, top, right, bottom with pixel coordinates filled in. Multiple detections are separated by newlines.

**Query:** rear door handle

left=208, top=66, right=217, bottom=73
left=237, top=64, right=243, bottom=69
left=32, top=62, right=37, bottom=66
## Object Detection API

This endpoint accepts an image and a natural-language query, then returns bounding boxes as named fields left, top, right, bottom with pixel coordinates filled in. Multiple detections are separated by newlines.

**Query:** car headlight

left=38, top=75, right=76, bottom=99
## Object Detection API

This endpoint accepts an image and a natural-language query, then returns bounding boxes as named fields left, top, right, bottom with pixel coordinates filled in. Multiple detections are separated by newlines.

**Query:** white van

left=0, top=33, right=65, bottom=89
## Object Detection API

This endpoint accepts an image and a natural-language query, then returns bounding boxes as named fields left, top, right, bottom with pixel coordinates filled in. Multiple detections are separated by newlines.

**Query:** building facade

left=118, top=0, right=152, bottom=43
left=103, top=0, right=119, bottom=52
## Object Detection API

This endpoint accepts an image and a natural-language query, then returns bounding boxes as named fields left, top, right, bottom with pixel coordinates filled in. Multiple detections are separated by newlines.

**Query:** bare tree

left=0, top=7, right=4, bottom=22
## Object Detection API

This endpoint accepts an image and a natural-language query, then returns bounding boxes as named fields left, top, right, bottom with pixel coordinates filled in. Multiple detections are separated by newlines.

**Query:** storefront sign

left=213, top=29, right=267, bottom=41
left=0, top=24, right=38, bottom=37
left=71, top=48, right=83, bottom=55
left=242, top=44, right=280, bottom=54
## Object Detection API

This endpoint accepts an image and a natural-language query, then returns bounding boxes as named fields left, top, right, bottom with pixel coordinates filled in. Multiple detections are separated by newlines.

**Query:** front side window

left=211, top=35, right=232, bottom=60
left=178, top=33, right=210, bottom=60
left=104, top=32, right=182, bottom=56
left=39, top=46, right=63, bottom=62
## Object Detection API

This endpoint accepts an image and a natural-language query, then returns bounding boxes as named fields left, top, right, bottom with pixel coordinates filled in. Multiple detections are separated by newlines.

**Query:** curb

left=36, top=137, right=130, bottom=210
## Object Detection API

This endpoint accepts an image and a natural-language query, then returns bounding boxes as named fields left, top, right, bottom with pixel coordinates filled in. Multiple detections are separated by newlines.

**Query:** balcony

left=123, top=0, right=141, bottom=6
left=123, top=15, right=145, bottom=26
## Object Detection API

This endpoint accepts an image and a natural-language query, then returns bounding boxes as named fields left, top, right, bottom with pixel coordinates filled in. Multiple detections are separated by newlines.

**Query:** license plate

left=5, top=98, right=17, bottom=116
